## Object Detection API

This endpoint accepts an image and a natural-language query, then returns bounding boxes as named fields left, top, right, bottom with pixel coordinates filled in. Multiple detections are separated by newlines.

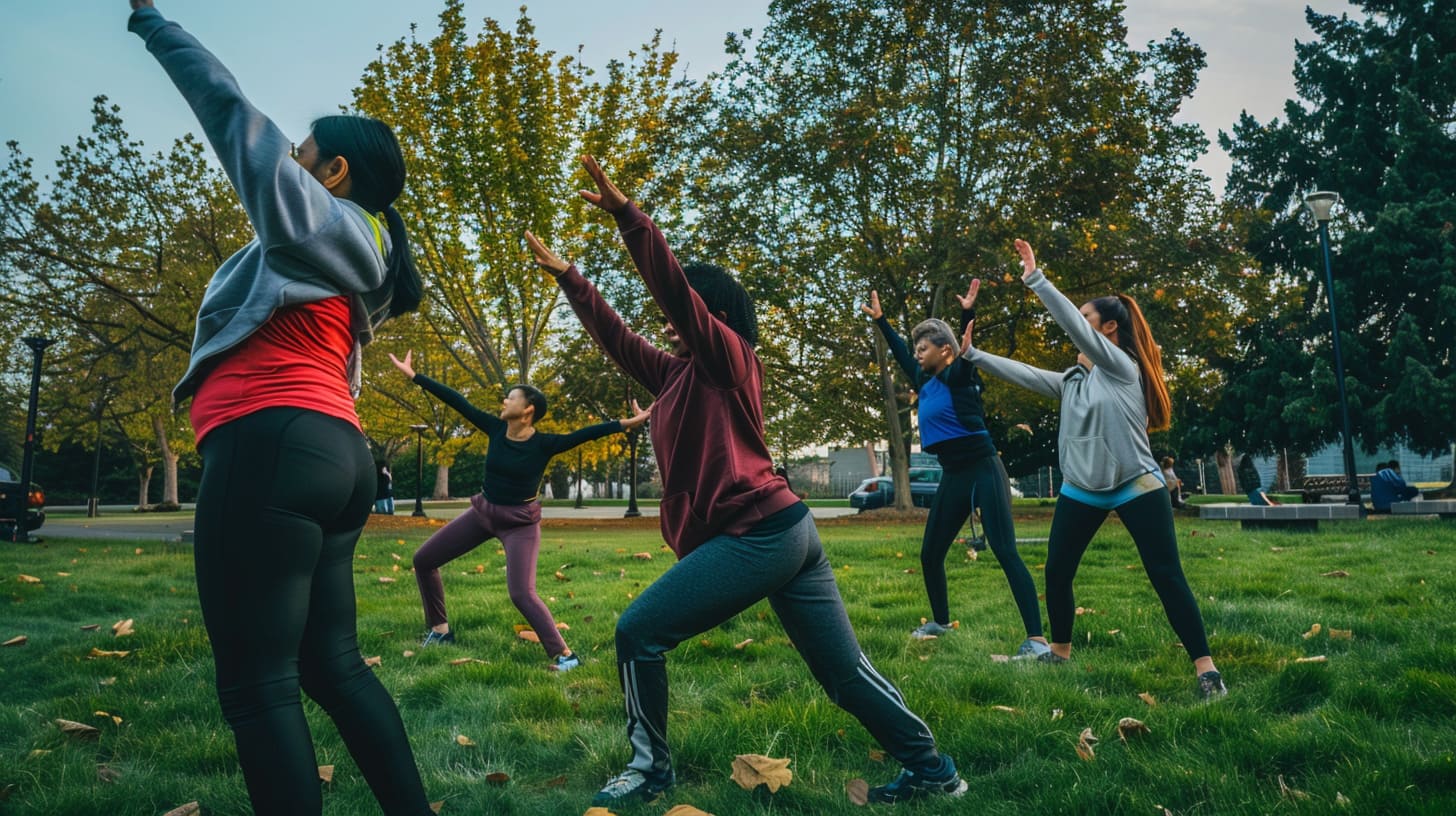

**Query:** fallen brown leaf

left=449, top=657, right=486, bottom=665
left=81, top=624, right=100, bottom=631
left=1329, top=628, right=1354, bottom=640
left=991, top=705, right=1019, bottom=714
left=318, top=765, right=334, bottom=783
left=429, top=803, right=443, bottom=814
left=94, top=710, right=122, bottom=726
left=18, top=574, right=41, bottom=584
left=1138, top=692, right=1157, bottom=707
left=87, top=648, right=130, bottom=659
left=378, top=576, right=396, bottom=584
left=867, top=748, right=885, bottom=762
left=846, top=778, right=870, bottom=806
left=162, top=803, right=201, bottom=816
left=403, top=650, right=416, bottom=658
left=663, top=806, right=714, bottom=816
left=2, top=635, right=26, bottom=647
left=1321, top=570, right=1350, bottom=578
left=98, top=676, right=116, bottom=686
left=455, top=734, right=475, bottom=747
left=734, top=638, right=754, bottom=650
left=364, top=655, right=382, bottom=667
left=56, top=719, right=100, bottom=740
left=584, top=808, right=615, bottom=816
left=730, top=753, right=793, bottom=793
left=485, top=771, right=509, bottom=785
left=112, top=619, right=134, bottom=637
left=1116, top=717, right=1151, bottom=742
left=1302, top=623, right=1322, bottom=639
left=1295, top=655, right=1328, bottom=663
left=632, top=552, right=653, bottom=560
left=556, top=622, right=570, bottom=630
left=1075, top=727, right=1098, bottom=761
left=56, top=572, right=70, bottom=577
left=518, top=629, right=541, bottom=643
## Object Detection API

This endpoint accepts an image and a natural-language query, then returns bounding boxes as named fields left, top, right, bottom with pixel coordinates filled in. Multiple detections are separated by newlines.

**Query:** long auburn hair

left=1087, top=293, right=1171, bottom=432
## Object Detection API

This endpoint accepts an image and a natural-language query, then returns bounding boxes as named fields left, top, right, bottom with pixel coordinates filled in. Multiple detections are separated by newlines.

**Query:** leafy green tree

left=681, top=0, right=1257, bottom=506
left=1220, top=0, right=1456, bottom=457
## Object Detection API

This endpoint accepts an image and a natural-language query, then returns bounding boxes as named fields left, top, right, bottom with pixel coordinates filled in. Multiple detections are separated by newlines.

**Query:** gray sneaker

left=1198, top=670, right=1228, bottom=699
left=1011, top=638, right=1052, bottom=661
left=910, top=621, right=952, bottom=640
left=591, top=768, right=675, bottom=807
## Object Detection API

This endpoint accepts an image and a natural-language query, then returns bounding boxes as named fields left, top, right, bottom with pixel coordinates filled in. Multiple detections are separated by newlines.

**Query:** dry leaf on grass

left=583, top=808, right=616, bottom=816
left=734, top=638, right=754, bottom=650
left=162, top=803, right=201, bottom=816
left=991, top=705, right=1019, bottom=714
left=430, top=802, right=443, bottom=814
left=554, top=571, right=570, bottom=582
left=318, top=765, right=334, bottom=783
left=1075, top=727, right=1098, bottom=761
left=867, top=748, right=885, bottom=762
left=663, top=806, right=714, bottom=816
left=846, top=778, right=869, bottom=806
left=632, top=552, right=653, bottom=560
left=81, top=624, right=100, bottom=631
left=403, top=650, right=416, bottom=658
left=87, top=648, right=130, bottom=659
left=730, top=754, right=792, bottom=793
left=485, top=772, right=509, bottom=785
left=1321, top=570, right=1350, bottom=578
left=378, top=577, right=396, bottom=584
left=1116, top=717, right=1151, bottom=742
left=449, top=657, right=486, bottom=665
left=18, top=574, right=42, bottom=584
left=1329, top=628, right=1354, bottom=639
left=1278, top=774, right=1311, bottom=800
left=455, top=734, right=475, bottom=747
left=1295, top=655, right=1328, bottom=663
left=517, top=629, right=541, bottom=643
left=1138, top=692, right=1157, bottom=707
left=94, top=710, right=122, bottom=725
left=112, top=619, right=134, bottom=637
left=99, top=676, right=116, bottom=686
left=364, top=655, right=382, bottom=667
left=2, top=635, right=26, bottom=647
left=56, top=719, right=100, bottom=740
left=1302, top=623, right=1322, bottom=639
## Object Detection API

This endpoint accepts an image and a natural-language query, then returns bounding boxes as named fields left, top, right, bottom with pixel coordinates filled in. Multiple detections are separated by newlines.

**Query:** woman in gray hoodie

left=128, top=1, right=432, bottom=812
left=961, top=239, right=1226, bottom=699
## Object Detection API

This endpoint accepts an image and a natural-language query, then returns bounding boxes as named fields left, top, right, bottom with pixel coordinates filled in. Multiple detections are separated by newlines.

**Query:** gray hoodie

left=130, top=7, right=395, bottom=404
left=964, top=270, right=1160, bottom=491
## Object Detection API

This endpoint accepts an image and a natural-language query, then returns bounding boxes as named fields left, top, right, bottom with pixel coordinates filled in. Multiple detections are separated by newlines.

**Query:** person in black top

left=374, top=460, right=395, bottom=514
left=863, top=284, right=1046, bottom=658
left=389, top=351, right=649, bottom=671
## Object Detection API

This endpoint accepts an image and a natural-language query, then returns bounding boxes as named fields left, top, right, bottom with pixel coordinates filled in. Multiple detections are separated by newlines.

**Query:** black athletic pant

left=194, top=407, right=431, bottom=815
left=614, top=512, right=941, bottom=779
left=1045, top=489, right=1212, bottom=660
left=922, top=456, right=1042, bottom=635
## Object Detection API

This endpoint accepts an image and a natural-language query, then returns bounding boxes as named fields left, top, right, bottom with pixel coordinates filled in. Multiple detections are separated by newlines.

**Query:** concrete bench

left=1199, top=503, right=1362, bottom=531
left=1391, top=500, right=1456, bottom=520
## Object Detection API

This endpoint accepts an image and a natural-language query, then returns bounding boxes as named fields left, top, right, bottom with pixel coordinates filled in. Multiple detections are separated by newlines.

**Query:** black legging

left=921, top=456, right=1042, bottom=635
left=1045, top=488, right=1212, bottom=660
left=194, top=407, right=431, bottom=815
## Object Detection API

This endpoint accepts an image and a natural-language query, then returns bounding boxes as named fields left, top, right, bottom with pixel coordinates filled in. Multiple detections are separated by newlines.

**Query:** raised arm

left=580, top=156, right=753, bottom=388
left=1015, top=239, right=1138, bottom=382
left=962, top=346, right=1066, bottom=400
left=954, top=279, right=980, bottom=346
left=526, top=230, right=675, bottom=395
left=863, top=290, right=919, bottom=383
left=406, top=368, right=503, bottom=435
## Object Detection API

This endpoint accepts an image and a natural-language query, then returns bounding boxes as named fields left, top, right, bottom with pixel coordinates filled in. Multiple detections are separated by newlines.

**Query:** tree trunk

left=433, top=463, right=450, bottom=499
left=152, top=414, right=180, bottom=505
left=873, top=331, right=913, bottom=510
left=135, top=464, right=153, bottom=509
left=1216, top=447, right=1237, bottom=495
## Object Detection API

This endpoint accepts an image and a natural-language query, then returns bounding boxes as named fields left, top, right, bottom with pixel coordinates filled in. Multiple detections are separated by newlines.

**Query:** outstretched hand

left=524, top=230, right=569, bottom=275
left=960, top=320, right=976, bottom=356
left=954, top=278, right=981, bottom=310
left=620, top=398, right=652, bottom=431
left=579, top=155, right=629, bottom=213
left=860, top=290, right=883, bottom=320
left=388, top=351, right=416, bottom=380
left=1014, top=239, right=1037, bottom=281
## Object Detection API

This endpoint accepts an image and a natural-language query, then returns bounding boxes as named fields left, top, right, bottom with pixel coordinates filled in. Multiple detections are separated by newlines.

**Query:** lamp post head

left=409, top=424, right=428, bottom=434
left=1304, top=191, right=1341, bottom=223
left=21, top=336, right=53, bottom=352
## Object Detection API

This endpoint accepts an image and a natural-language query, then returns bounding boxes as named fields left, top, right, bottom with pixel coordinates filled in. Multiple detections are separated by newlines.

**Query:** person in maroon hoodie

left=524, top=156, right=966, bottom=808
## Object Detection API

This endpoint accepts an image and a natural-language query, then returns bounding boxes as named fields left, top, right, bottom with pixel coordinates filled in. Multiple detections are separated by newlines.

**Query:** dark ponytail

left=310, top=115, right=422, bottom=317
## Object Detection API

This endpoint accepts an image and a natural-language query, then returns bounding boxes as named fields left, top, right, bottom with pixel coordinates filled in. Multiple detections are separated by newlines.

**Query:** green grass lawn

left=3, top=513, right=1455, bottom=815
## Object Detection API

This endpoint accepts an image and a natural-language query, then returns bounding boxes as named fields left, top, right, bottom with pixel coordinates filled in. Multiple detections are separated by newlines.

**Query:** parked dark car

left=0, top=462, right=46, bottom=538
left=849, top=467, right=943, bottom=511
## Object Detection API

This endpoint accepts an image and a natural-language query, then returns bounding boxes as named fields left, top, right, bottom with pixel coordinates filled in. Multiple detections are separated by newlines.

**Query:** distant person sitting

left=1238, top=454, right=1279, bottom=506
left=1370, top=460, right=1419, bottom=513
left=1160, top=456, right=1186, bottom=508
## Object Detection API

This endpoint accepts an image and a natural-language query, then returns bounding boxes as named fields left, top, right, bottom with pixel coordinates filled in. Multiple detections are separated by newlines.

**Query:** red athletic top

left=190, top=295, right=360, bottom=444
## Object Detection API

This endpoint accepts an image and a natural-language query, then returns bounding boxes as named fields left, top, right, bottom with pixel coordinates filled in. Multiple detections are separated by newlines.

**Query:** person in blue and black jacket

left=863, top=285, right=1047, bottom=659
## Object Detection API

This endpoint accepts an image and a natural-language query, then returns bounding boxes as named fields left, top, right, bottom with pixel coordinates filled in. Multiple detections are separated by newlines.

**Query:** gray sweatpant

left=614, top=511, right=940, bottom=778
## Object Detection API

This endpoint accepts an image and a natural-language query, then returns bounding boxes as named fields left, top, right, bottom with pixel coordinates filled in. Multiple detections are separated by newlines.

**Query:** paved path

left=33, top=502, right=859, bottom=541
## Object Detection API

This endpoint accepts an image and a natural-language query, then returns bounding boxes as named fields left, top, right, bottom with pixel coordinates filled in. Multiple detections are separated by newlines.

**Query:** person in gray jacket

left=128, top=1, right=433, bottom=812
left=961, top=239, right=1226, bottom=699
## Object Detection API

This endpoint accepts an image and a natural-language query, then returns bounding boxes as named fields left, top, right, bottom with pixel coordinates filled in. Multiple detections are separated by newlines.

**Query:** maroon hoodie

left=555, top=203, right=799, bottom=557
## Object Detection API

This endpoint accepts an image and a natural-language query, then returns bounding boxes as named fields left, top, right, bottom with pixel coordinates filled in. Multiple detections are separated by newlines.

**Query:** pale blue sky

left=1, top=1, right=1349, bottom=196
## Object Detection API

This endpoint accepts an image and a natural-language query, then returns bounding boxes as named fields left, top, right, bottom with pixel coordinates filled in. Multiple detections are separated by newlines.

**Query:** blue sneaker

left=1011, top=638, right=1052, bottom=661
left=910, top=621, right=952, bottom=640
left=591, top=768, right=675, bottom=807
left=552, top=652, right=581, bottom=672
left=420, top=630, right=455, bottom=647
left=868, top=754, right=968, bottom=803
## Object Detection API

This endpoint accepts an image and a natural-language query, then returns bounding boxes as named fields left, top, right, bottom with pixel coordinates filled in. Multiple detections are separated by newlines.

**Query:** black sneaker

left=591, top=768, right=675, bottom=807
left=420, top=630, right=455, bottom=647
left=867, top=754, right=968, bottom=804
left=1198, top=670, right=1228, bottom=699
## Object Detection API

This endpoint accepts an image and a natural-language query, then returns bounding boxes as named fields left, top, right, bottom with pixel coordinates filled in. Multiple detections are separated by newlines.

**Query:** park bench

left=1295, top=474, right=1372, bottom=504
left=1391, top=500, right=1456, bottom=520
left=1199, top=503, right=1362, bottom=531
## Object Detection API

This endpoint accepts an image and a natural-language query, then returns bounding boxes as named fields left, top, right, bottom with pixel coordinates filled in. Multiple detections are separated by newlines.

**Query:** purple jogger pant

left=411, top=493, right=567, bottom=657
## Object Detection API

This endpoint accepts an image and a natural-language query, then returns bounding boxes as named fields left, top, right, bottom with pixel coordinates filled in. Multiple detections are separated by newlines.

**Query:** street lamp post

left=12, top=337, right=52, bottom=543
left=624, top=427, right=641, bottom=518
left=410, top=424, right=428, bottom=517
left=1304, top=191, right=1362, bottom=509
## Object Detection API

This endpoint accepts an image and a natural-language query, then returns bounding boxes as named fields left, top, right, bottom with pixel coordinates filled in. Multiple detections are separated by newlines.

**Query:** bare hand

left=954, top=278, right=981, bottom=310
left=960, top=320, right=975, bottom=355
left=1014, top=239, right=1037, bottom=281
left=388, top=351, right=416, bottom=380
left=578, top=155, right=629, bottom=213
left=129, top=0, right=154, bottom=9
left=524, top=230, right=569, bottom=275
left=620, top=398, right=652, bottom=431
left=860, top=290, right=883, bottom=320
